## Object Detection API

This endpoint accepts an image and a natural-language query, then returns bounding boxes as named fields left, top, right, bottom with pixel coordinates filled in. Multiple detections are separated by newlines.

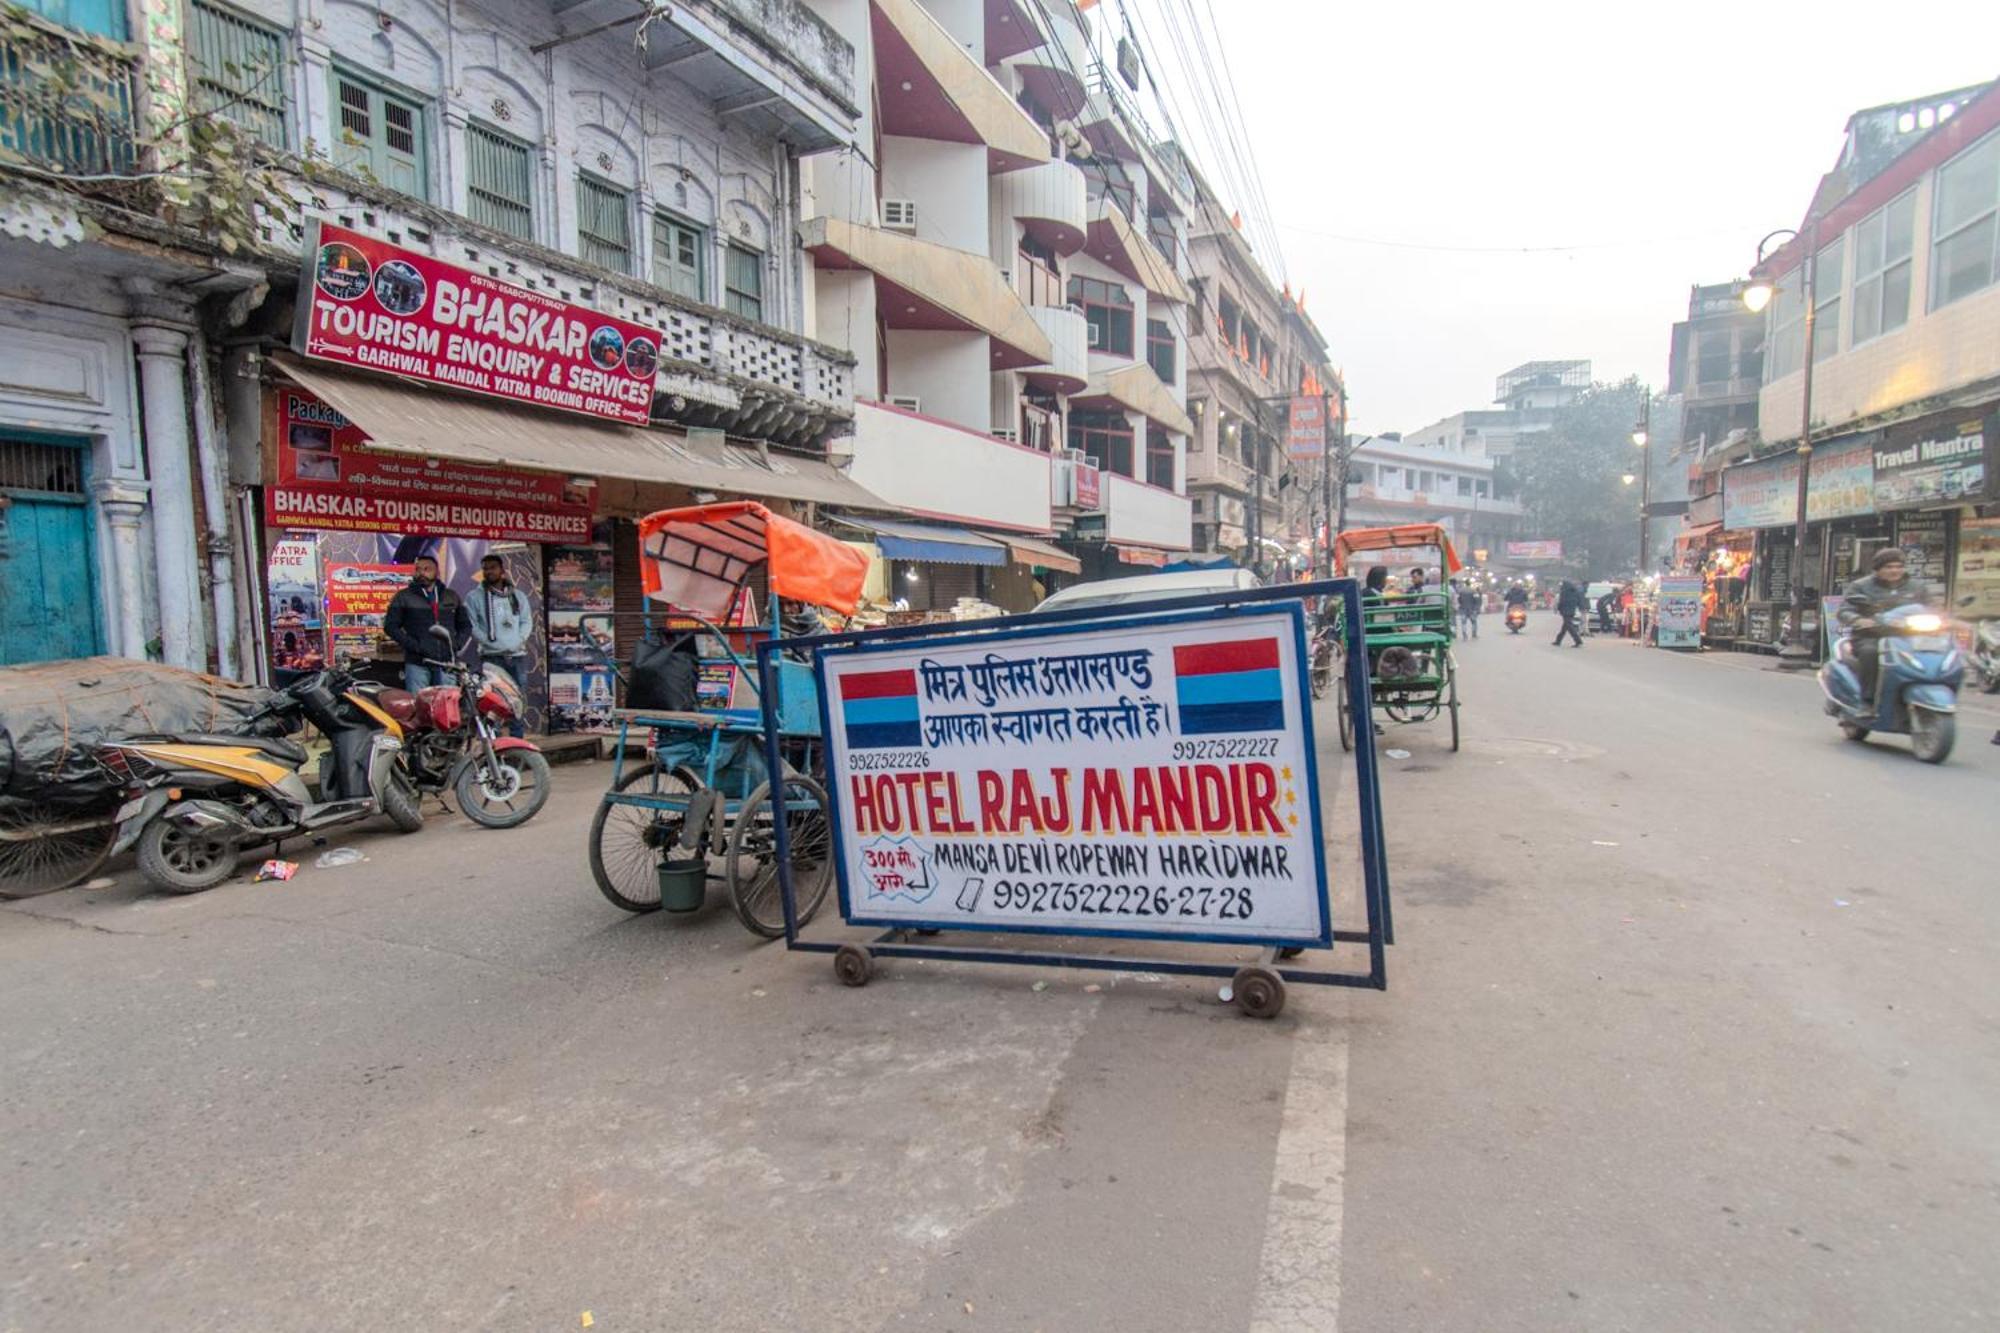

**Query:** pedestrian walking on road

left=467, top=553, right=532, bottom=738
left=1455, top=580, right=1480, bottom=638
left=1553, top=579, right=1585, bottom=648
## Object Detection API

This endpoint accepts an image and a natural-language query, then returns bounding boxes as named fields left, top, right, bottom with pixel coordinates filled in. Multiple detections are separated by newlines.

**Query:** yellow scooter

left=99, top=668, right=423, bottom=893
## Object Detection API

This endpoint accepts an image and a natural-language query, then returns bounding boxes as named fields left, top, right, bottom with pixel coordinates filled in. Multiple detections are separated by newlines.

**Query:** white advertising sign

left=817, top=608, right=1330, bottom=944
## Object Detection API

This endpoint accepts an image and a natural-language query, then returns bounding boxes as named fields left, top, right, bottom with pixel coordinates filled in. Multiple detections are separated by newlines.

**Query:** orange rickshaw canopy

left=1332, top=523, right=1464, bottom=574
left=636, top=501, right=869, bottom=621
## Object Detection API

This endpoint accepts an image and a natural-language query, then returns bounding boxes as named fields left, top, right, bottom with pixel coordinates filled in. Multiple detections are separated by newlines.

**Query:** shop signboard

left=1073, top=461, right=1102, bottom=510
left=294, top=221, right=661, bottom=425
left=268, top=386, right=595, bottom=544
left=1953, top=516, right=2000, bottom=620
left=818, top=607, right=1329, bottom=945
left=267, top=538, right=325, bottom=673
left=545, top=542, right=616, bottom=734
left=1285, top=395, right=1326, bottom=462
left=1721, top=435, right=1877, bottom=530
left=1893, top=510, right=1951, bottom=592
left=1655, top=576, right=1703, bottom=649
left=1872, top=409, right=1991, bottom=512
left=1505, top=540, right=1562, bottom=561
left=325, top=561, right=411, bottom=662
left=1746, top=603, right=1775, bottom=645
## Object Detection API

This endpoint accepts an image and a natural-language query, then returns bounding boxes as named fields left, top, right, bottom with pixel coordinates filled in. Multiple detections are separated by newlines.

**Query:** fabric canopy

left=1675, top=521, right=1722, bottom=549
left=995, top=533, right=1081, bottom=574
left=832, top=516, right=1007, bottom=566
left=1333, top=524, right=1464, bottom=574
left=274, top=357, right=890, bottom=511
left=638, top=501, right=868, bottom=620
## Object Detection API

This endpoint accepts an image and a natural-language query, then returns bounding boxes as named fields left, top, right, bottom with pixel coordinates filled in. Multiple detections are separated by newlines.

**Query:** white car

left=1032, top=567, right=1260, bottom=615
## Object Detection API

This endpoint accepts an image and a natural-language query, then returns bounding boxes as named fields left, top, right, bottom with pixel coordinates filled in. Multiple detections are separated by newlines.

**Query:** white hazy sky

left=1171, top=0, right=2000, bottom=436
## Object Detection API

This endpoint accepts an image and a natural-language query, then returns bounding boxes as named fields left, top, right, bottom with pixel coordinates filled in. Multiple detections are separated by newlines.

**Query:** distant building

left=1402, top=359, right=1589, bottom=461
left=1342, top=432, right=1522, bottom=564
left=1667, top=281, right=1764, bottom=454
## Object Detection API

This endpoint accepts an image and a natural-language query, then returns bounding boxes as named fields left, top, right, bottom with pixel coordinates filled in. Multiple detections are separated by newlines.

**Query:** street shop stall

left=829, top=516, right=1081, bottom=621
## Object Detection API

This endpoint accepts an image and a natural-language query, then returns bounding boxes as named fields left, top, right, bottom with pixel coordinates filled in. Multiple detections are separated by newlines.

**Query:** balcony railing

left=1015, top=253, right=1064, bottom=308
left=0, top=16, right=138, bottom=178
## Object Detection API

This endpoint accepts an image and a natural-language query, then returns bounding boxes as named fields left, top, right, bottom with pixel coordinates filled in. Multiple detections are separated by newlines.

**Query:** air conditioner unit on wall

left=887, top=394, right=922, bottom=413
left=1087, top=324, right=1103, bottom=348
left=882, top=199, right=917, bottom=231
left=992, top=428, right=1017, bottom=443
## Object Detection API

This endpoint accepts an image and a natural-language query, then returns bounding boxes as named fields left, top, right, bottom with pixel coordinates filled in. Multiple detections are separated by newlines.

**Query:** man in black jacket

left=1837, top=548, right=1931, bottom=705
left=383, top=555, right=472, bottom=691
left=1552, top=580, right=1585, bottom=647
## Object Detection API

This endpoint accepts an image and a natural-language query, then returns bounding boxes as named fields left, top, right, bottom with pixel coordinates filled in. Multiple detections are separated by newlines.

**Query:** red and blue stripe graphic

left=838, top=667, right=922, bottom=748
left=1173, top=637, right=1286, bottom=735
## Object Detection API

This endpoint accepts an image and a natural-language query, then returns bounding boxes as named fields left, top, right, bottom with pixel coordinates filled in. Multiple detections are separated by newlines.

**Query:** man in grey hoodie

left=467, top=554, right=532, bottom=737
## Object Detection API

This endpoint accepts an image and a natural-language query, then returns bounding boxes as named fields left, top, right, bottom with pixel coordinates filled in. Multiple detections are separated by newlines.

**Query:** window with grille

left=724, top=244, right=763, bottom=321
left=465, top=120, right=533, bottom=240
left=577, top=174, right=632, bottom=273
left=329, top=69, right=425, bottom=199
left=189, top=1, right=287, bottom=146
left=0, top=437, right=86, bottom=496
left=654, top=213, right=705, bottom=301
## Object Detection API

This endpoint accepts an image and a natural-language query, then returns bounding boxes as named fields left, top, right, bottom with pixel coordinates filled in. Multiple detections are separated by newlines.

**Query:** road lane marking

left=1249, top=1010, right=1348, bottom=1333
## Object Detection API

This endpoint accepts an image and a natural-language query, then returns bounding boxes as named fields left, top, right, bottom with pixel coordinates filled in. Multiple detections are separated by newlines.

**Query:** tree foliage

left=1515, top=378, right=1647, bottom=576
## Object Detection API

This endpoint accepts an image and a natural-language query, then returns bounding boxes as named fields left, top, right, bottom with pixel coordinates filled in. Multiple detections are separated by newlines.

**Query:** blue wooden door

left=0, top=436, right=101, bottom=665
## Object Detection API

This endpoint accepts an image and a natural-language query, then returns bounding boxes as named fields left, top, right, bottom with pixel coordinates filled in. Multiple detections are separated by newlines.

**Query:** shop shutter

left=924, top=563, right=979, bottom=611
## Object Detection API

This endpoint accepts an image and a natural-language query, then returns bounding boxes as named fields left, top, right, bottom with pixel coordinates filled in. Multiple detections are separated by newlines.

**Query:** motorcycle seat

left=135, top=733, right=311, bottom=768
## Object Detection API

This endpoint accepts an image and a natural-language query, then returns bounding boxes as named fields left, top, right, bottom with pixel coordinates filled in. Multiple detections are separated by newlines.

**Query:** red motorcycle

left=373, top=627, right=551, bottom=829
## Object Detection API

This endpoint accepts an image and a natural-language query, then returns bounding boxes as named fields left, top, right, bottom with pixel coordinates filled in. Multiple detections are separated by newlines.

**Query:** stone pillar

left=128, top=309, right=207, bottom=671
left=93, top=479, right=152, bottom=660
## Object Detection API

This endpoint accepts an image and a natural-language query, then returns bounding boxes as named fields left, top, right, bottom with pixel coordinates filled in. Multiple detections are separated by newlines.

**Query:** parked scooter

left=1818, top=603, right=1964, bottom=764
left=1309, top=617, right=1338, bottom=699
left=366, top=626, right=551, bottom=829
left=100, top=668, right=422, bottom=893
left=1505, top=604, right=1527, bottom=635
left=1971, top=619, right=2000, bottom=694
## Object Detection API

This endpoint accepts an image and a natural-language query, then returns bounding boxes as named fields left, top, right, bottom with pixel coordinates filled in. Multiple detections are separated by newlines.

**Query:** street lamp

left=1744, top=223, right=1819, bottom=669
left=1631, top=390, right=1651, bottom=576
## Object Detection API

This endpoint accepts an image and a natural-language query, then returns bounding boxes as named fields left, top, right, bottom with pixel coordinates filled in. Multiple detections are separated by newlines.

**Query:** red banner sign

left=294, top=221, right=661, bottom=425
left=266, top=386, right=595, bottom=544
left=1286, top=395, right=1326, bottom=461
left=1074, top=462, right=1102, bottom=510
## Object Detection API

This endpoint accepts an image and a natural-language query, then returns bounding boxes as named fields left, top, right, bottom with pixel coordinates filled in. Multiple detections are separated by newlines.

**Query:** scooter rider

left=1503, top=583, right=1529, bottom=610
left=1837, top=548, right=1932, bottom=705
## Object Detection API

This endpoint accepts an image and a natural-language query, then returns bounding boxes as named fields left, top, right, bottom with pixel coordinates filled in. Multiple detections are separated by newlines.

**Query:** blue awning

left=834, top=516, right=1008, bottom=566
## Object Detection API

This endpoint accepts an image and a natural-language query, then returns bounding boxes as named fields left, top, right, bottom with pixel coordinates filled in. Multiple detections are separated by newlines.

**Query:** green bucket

left=658, top=858, right=707, bottom=913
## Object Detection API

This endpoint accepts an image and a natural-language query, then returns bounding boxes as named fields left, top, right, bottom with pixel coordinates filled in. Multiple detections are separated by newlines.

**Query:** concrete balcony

left=844, top=400, right=1053, bottom=533
left=871, top=0, right=1049, bottom=172
left=1001, top=1, right=1089, bottom=125
left=1084, top=200, right=1191, bottom=304
left=1188, top=452, right=1254, bottom=494
left=556, top=0, right=858, bottom=152
left=1072, top=361, right=1194, bottom=437
left=267, top=175, right=853, bottom=448
left=1025, top=304, right=1088, bottom=394
left=804, top=215, right=1051, bottom=369
left=995, top=158, right=1088, bottom=256
left=1103, top=473, right=1192, bottom=550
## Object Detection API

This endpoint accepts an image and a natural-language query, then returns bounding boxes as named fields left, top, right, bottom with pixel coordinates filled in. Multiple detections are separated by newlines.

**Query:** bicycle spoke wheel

left=0, top=800, right=115, bottom=899
left=726, top=775, right=833, bottom=939
left=589, top=764, right=701, bottom=913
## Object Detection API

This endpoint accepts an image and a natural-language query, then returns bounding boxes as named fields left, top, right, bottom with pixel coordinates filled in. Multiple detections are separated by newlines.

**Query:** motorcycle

left=1971, top=619, right=2000, bottom=693
left=366, top=626, right=551, bottom=829
left=1505, top=604, right=1527, bottom=634
left=1818, top=603, right=1964, bottom=764
left=100, top=668, right=422, bottom=893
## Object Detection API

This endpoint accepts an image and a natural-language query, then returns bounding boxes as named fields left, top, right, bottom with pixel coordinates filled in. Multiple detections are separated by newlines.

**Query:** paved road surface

left=4, top=617, right=1996, bottom=1331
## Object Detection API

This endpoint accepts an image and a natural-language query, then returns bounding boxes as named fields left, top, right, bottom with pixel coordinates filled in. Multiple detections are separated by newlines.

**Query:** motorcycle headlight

left=1903, top=613, right=1943, bottom=634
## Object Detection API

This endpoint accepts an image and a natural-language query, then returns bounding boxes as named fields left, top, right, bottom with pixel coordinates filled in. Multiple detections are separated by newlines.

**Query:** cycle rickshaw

left=1330, top=523, right=1463, bottom=754
left=582, top=501, right=868, bottom=936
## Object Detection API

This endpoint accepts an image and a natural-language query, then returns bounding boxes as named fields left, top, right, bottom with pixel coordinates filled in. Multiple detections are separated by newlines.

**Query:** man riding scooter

left=1838, top=548, right=1931, bottom=706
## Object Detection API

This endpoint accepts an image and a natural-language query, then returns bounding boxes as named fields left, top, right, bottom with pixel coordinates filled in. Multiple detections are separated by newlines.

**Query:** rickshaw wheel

left=1336, top=687, right=1353, bottom=753
left=1232, top=965, right=1286, bottom=1020
left=726, top=775, right=834, bottom=938
left=834, top=944, right=873, bottom=987
left=589, top=763, right=704, bottom=914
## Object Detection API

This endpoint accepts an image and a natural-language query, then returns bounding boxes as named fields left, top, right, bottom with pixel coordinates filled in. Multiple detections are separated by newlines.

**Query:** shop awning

left=1675, top=521, right=1722, bottom=548
left=996, top=532, right=1081, bottom=574
left=273, top=357, right=890, bottom=511
left=832, top=515, right=1007, bottom=565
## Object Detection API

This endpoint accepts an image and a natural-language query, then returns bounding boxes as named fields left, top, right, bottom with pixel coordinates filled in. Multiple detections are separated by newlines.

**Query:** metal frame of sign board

left=753, top=578, right=1393, bottom=992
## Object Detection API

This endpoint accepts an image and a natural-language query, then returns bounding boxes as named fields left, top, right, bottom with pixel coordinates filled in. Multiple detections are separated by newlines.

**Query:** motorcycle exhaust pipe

left=167, top=802, right=254, bottom=839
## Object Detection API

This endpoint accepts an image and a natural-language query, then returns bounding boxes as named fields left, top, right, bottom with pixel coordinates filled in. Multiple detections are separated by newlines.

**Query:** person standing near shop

left=467, top=553, right=531, bottom=738
left=385, top=555, right=471, bottom=692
